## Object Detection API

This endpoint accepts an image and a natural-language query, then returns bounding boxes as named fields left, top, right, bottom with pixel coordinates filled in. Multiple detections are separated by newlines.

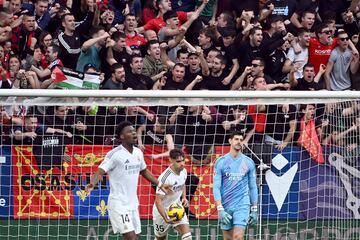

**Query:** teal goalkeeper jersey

left=213, top=153, right=258, bottom=210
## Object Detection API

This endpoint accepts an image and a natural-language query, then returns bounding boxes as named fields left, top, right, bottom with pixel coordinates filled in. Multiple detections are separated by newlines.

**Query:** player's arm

left=85, top=168, right=106, bottom=193
left=248, top=161, right=258, bottom=206
left=212, top=159, right=223, bottom=204
left=140, top=169, right=173, bottom=194
left=248, top=160, right=259, bottom=225
left=213, top=158, right=232, bottom=224
left=155, top=193, right=177, bottom=223
left=181, top=180, right=189, bottom=207
left=86, top=152, right=116, bottom=193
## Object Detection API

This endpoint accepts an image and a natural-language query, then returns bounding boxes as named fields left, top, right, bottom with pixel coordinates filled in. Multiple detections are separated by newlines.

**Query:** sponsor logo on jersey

left=173, top=183, right=185, bottom=192
left=314, top=49, right=332, bottom=55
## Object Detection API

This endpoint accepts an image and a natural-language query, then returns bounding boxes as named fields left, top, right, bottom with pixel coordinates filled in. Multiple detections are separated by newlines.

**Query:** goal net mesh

left=0, top=93, right=359, bottom=240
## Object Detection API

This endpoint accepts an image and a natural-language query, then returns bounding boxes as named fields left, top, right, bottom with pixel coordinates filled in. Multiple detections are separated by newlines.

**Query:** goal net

left=0, top=90, right=359, bottom=240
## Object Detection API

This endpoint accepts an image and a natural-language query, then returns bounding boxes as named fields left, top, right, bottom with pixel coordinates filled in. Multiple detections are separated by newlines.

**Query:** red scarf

left=297, top=117, right=325, bottom=164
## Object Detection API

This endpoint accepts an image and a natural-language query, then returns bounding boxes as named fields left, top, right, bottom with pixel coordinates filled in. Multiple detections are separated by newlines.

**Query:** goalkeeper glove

left=248, top=205, right=258, bottom=226
left=217, top=205, right=232, bottom=225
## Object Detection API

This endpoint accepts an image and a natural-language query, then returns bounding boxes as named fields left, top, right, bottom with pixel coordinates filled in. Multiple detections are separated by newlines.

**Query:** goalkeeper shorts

left=221, top=205, right=250, bottom=230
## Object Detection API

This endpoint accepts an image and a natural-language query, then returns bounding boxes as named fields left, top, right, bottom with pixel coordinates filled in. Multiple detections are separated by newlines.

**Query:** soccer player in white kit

left=85, top=121, right=172, bottom=240
left=153, top=148, right=192, bottom=240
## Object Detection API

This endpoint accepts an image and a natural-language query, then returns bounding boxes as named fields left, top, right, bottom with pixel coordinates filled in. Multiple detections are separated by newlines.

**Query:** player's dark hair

left=169, top=148, right=184, bottom=159
left=229, top=131, right=245, bottom=139
left=115, top=121, right=133, bottom=136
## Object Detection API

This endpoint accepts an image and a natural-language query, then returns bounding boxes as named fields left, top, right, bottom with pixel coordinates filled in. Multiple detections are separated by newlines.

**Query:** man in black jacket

left=57, top=2, right=94, bottom=70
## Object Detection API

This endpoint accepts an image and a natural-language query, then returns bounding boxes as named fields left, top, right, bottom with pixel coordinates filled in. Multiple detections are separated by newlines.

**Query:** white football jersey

left=99, top=145, right=146, bottom=210
left=153, top=167, right=187, bottom=211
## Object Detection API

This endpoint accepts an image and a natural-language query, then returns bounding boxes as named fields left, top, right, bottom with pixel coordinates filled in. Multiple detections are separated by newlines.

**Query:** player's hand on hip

left=217, top=206, right=232, bottom=225
left=248, top=206, right=258, bottom=226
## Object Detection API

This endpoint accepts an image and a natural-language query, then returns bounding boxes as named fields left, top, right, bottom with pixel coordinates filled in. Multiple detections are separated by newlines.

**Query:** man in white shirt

left=282, top=28, right=310, bottom=79
left=85, top=121, right=171, bottom=240
left=153, top=148, right=192, bottom=240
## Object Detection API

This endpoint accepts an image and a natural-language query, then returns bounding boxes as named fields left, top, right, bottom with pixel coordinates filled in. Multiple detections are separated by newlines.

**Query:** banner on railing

left=1, top=145, right=358, bottom=220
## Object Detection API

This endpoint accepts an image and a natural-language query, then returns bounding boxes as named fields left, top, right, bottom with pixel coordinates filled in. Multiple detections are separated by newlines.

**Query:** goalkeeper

left=152, top=148, right=192, bottom=240
left=213, top=131, right=258, bottom=240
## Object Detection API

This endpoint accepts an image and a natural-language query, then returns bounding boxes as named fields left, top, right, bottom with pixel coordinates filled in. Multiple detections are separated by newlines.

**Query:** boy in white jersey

left=85, top=121, right=172, bottom=240
left=213, top=131, right=258, bottom=240
left=153, top=148, right=192, bottom=240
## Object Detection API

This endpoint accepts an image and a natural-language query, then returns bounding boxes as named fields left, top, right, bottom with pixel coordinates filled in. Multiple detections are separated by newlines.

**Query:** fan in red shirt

left=124, top=14, right=146, bottom=47
left=137, top=0, right=206, bottom=33
left=308, top=23, right=337, bottom=74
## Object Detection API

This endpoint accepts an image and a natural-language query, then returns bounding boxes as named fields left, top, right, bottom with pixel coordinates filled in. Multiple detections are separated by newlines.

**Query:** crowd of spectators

left=1, top=0, right=360, bottom=91
left=1, top=0, right=360, bottom=166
